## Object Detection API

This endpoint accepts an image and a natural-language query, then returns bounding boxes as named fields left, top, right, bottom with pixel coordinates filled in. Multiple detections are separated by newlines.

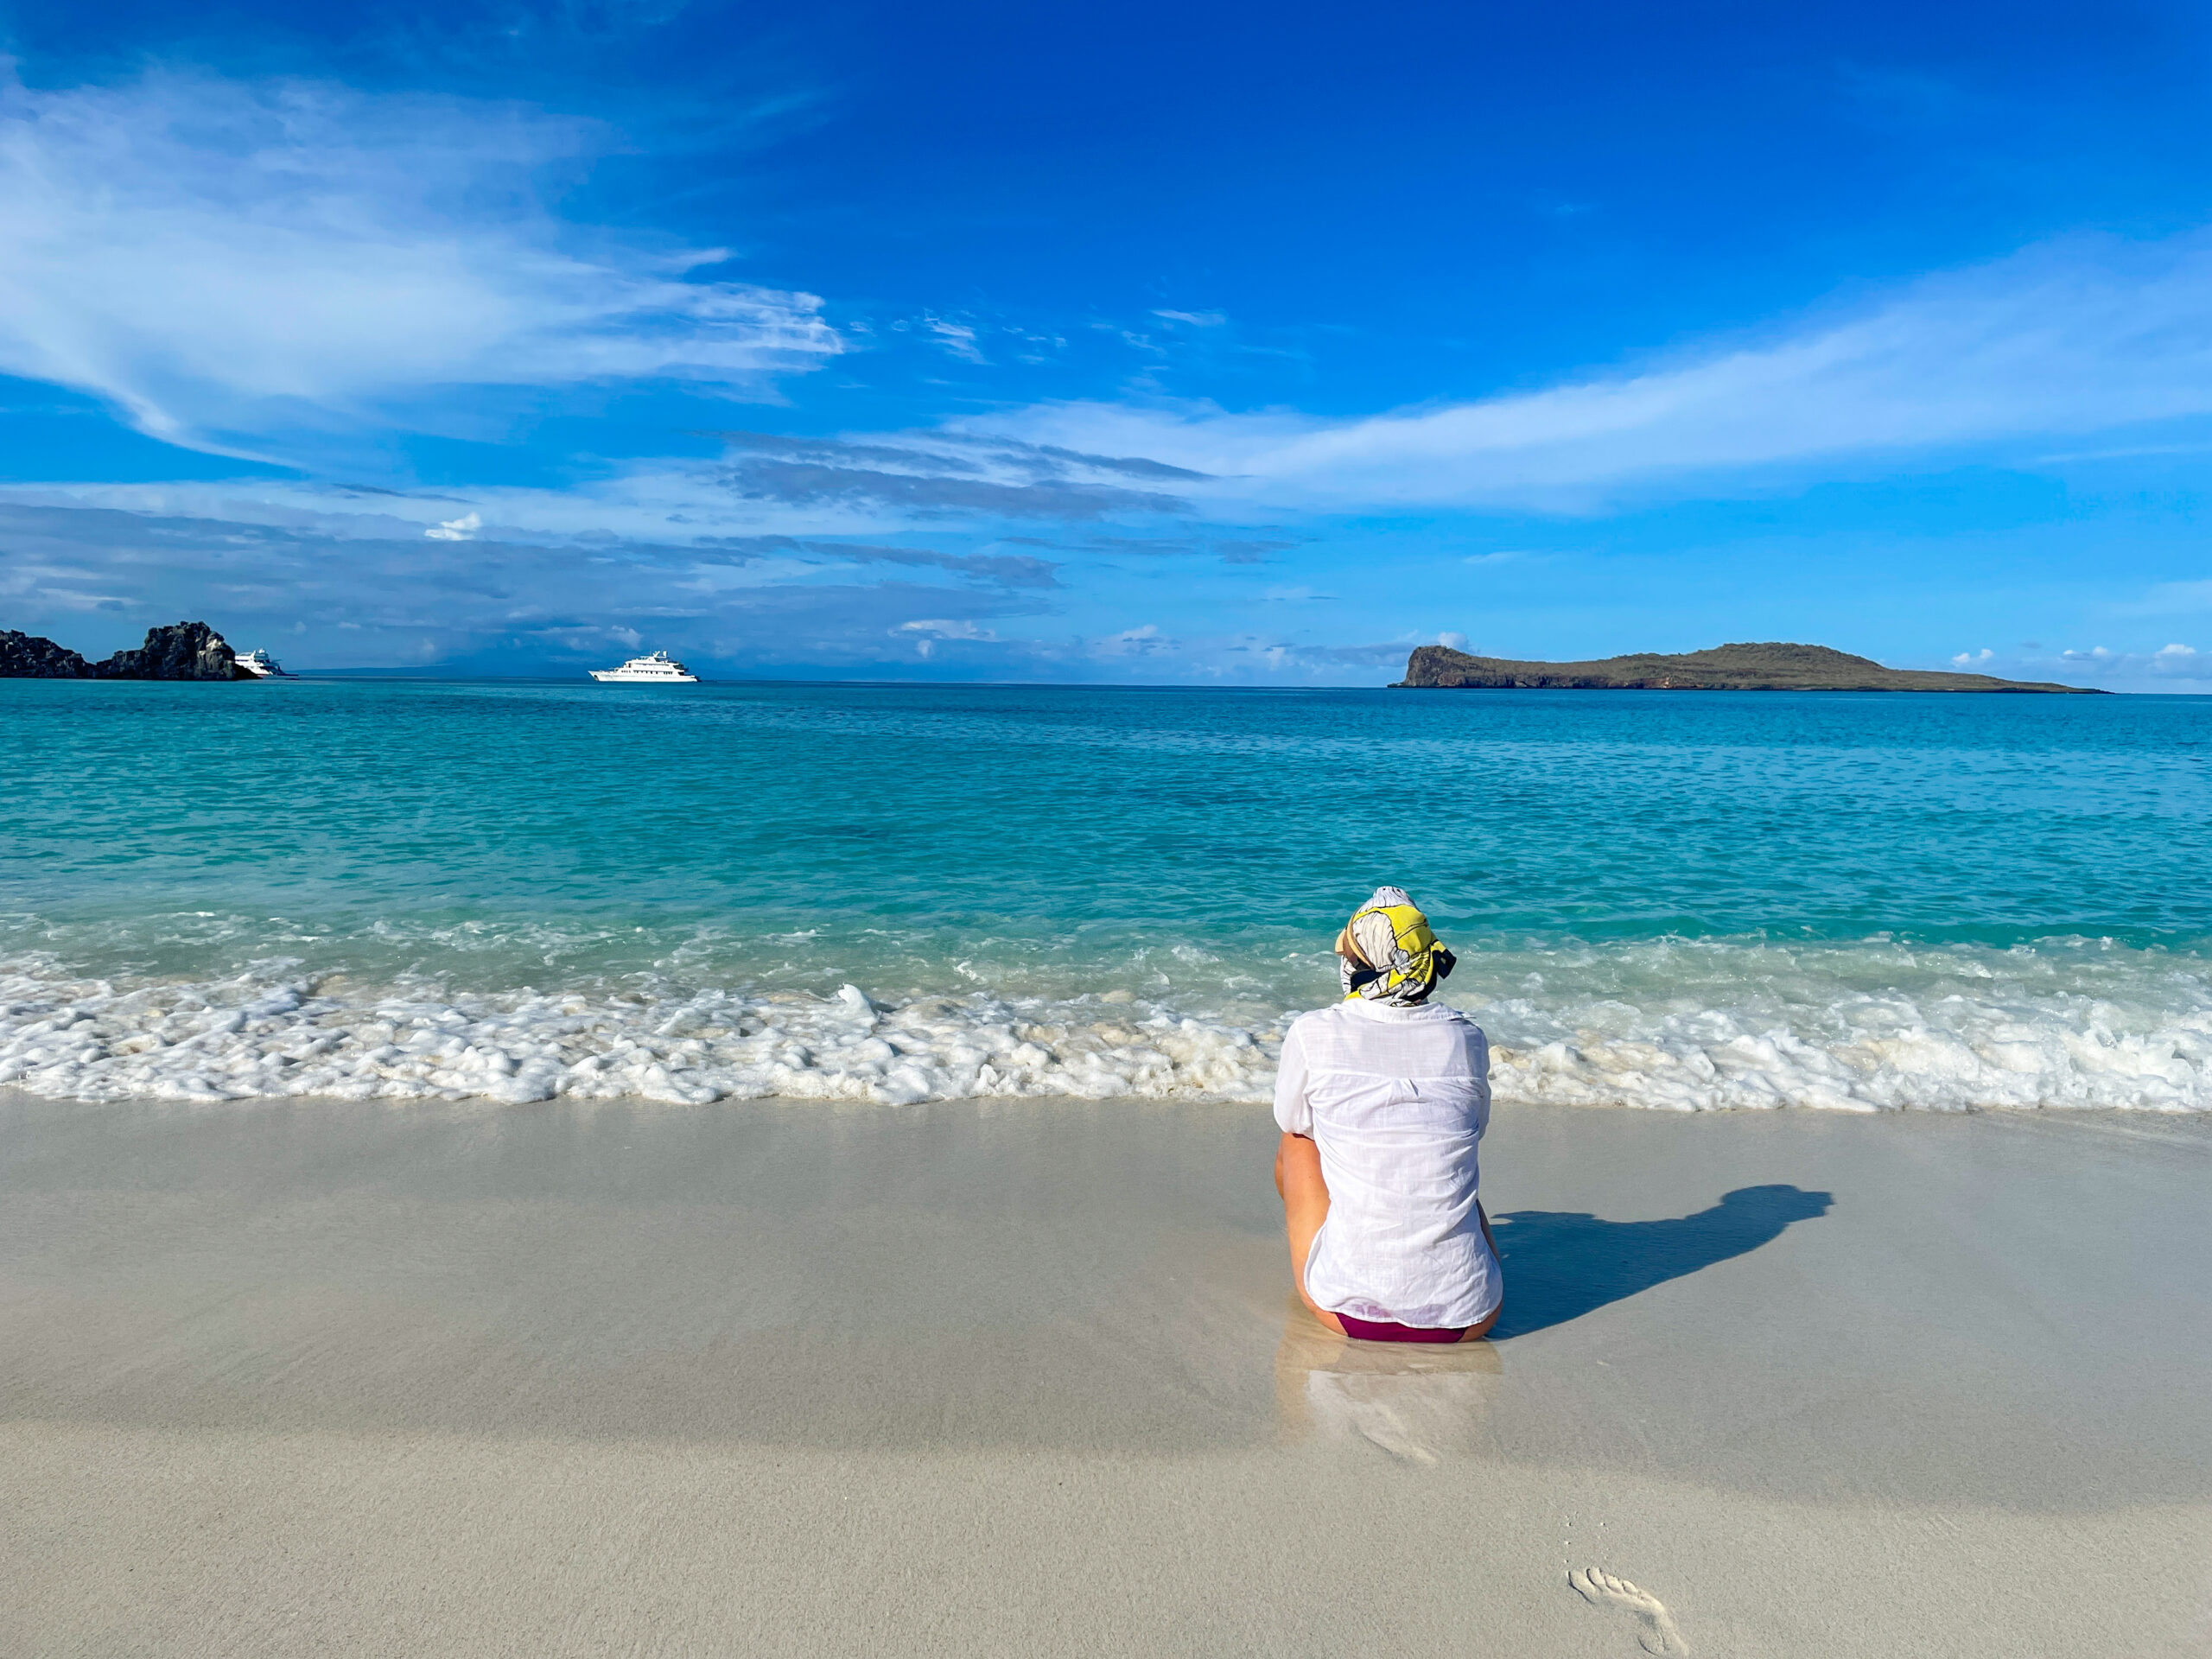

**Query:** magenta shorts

left=1337, top=1313, right=1472, bottom=1344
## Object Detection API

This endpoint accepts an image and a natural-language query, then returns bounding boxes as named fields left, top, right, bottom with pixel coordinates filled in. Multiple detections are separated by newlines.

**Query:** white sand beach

left=2, top=1094, right=2207, bottom=1656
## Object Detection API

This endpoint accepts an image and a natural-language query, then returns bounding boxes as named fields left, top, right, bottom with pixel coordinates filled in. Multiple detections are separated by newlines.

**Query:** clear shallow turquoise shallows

left=3, top=678, right=2208, bottom=1109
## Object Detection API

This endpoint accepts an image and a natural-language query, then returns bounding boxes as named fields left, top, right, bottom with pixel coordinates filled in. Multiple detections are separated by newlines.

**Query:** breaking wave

left=3, top=934, right=2206, bottom=1111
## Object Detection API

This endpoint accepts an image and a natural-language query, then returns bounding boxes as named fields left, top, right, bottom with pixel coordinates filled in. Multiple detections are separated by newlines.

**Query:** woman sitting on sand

left=1274, top=887, right=1502, bottom=1343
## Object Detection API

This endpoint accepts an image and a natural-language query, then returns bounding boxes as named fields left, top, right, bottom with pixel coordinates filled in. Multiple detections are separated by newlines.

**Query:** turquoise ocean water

left=4, top=678, right=2208, bottom=1109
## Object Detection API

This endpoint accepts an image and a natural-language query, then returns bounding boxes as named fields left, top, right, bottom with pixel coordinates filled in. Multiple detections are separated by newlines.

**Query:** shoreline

left=9, top=931, right=2210, bottom=1113
left=3, top=1094, right=2207, bottom=1654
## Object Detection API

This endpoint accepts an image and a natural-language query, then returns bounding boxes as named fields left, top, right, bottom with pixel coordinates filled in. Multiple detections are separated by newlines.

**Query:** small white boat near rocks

left=232, top=649, right=296, bottom=678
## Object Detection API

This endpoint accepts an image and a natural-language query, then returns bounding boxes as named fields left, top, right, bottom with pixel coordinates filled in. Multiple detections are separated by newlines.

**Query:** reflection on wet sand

left=1273, top=1299, right=1502, bottom=1464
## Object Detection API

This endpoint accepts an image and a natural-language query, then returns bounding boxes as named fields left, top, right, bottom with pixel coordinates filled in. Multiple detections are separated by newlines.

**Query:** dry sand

left=1, top=1092, right=2207, bottom=1656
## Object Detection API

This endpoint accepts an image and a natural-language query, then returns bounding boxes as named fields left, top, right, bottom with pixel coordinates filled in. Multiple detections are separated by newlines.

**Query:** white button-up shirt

left=1274, top=998, right=1500, bottom=1329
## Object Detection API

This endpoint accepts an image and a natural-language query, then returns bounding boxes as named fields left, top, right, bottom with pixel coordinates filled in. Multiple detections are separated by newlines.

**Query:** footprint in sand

left=1567, top=1567, right=1689, bottom=1656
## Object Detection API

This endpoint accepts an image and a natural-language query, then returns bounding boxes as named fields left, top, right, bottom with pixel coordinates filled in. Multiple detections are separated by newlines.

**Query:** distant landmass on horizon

left=1395, top=641, right=2102, bottom=694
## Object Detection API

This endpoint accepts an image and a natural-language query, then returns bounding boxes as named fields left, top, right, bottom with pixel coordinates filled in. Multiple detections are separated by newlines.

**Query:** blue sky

left=1, top=0, right=2209, bottom=683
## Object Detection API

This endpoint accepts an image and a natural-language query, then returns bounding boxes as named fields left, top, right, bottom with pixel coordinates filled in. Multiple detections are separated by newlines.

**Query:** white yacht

left=232, top=649, right=295, bottom=678
left=590, top=650, right=700, bottom=683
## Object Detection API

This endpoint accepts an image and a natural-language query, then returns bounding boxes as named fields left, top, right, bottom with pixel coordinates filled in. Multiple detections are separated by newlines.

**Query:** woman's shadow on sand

left=1488, top=1185, right=1833, bottom=1339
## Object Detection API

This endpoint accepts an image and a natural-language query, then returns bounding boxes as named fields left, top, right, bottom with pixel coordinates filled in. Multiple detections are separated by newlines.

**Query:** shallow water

left=3, top=677, right=2207, bottom=1108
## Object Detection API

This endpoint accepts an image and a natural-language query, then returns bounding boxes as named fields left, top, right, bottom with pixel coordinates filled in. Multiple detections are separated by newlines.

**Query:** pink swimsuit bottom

left=1337, top=1313, right=1472, bottom=1344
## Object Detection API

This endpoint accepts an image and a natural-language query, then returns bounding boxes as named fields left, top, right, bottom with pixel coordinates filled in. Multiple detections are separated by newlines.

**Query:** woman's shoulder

left=1292, top=1000, right=1488, bottom=1045
left=1417, top=1003, right=1490, bottom=1049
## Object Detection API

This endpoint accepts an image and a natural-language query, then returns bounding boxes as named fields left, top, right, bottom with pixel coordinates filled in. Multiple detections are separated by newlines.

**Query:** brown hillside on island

left=1395, top=641, right=2101, bottom=693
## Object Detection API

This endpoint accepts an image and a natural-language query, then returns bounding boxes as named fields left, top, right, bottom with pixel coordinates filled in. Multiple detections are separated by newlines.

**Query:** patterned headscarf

left=1336, top=886, right=1456, bottom=1005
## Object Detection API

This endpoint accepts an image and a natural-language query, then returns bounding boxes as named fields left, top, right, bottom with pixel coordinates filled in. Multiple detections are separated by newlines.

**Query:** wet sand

left=2, top=1092, right=2207, bottom=1656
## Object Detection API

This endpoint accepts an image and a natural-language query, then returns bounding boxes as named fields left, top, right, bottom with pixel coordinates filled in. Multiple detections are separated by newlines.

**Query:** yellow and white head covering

left=1336, top=886, right=1456, bottom=1005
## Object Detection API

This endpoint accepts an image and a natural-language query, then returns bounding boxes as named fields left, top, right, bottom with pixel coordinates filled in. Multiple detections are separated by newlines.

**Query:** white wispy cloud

left=896, top=619, right=1000, bottom=639
left=896, top=617, right=1001, bottom=658
left=424, top=512, right=482, bottom=542
left=0, top=67, right=840, bottom=452
left=923, top=316, right=988, bottom=364
left=965, top=230, right=2212, bottom=510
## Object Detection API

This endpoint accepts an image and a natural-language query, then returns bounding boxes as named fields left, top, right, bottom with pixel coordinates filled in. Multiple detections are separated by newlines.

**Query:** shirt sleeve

left=1273, top=1019, right=1313, bottom=1135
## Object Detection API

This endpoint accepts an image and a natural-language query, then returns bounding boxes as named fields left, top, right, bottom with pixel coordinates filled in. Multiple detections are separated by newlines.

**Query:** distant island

left=1395, top=641, right=2103, bottom=694
left=0, top=621, right=256, bottom=680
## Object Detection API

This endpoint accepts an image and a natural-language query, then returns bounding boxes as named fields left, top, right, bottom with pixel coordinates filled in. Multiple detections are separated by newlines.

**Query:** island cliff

left=0, top=630, right=92, bottom=677
left=0, top=621, right=256, bottom=680
left=1395, top=641, right=2101, bottom=694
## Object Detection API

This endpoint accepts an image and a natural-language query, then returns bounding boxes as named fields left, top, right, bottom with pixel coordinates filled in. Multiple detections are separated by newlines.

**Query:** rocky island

left=1395, top=641, right=2101, bottom=693
left=0, top=621, right=256, bottom=680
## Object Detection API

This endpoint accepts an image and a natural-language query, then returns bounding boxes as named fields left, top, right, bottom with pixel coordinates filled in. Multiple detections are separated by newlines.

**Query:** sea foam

left=0, top=963, right=1270, bottom=1106
left=2, top=937, right=2206, bottom=1110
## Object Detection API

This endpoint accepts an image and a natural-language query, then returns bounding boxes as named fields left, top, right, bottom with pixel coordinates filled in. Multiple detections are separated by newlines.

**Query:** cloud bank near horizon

left=2, top=486, right=2201, bottom=690
left=0, top=495, right=1427, bottom=680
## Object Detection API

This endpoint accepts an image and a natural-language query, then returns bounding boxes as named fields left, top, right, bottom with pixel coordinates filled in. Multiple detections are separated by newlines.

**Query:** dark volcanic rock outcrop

left=2, top=620, right=254, bottom=680
left=1396, top=641, right=2101, bottom=694
left=0, top=630, right=92, bottom=677
left=92, top=621, right=251, bottom=681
